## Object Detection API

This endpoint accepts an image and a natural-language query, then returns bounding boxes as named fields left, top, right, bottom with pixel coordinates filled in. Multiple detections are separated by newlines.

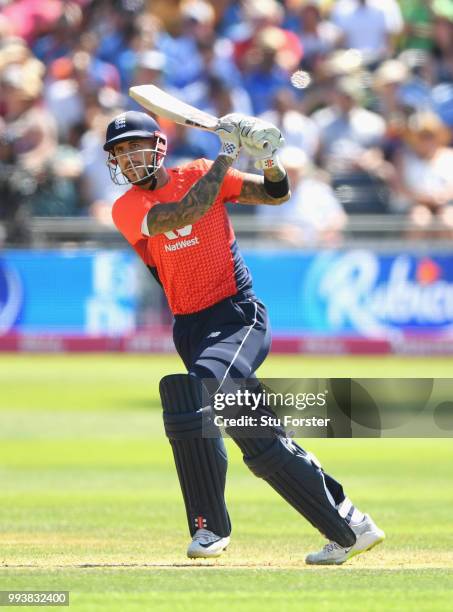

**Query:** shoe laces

left=323, top=541, right=344, bottom=553
left=192, top=529, right=218, bottom=544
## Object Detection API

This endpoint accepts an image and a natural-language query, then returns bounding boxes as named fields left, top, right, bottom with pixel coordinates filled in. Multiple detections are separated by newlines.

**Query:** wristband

left=264, top=173, right=290, bottom=198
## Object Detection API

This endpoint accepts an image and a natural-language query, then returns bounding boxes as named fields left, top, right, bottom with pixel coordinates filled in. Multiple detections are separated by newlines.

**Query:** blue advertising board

left=1, top=249, right=453, bottom=338
left=244, top=250, right=453, bottom=337
left=0, top=250, right=138, bottom=335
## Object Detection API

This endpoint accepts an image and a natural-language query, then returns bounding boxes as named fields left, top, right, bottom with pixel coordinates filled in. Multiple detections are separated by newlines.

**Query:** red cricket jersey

left=112, top=158, right=253, bottom=315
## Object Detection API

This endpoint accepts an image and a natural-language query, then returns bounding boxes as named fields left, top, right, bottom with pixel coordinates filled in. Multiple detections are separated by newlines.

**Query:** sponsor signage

left=245, top=250, right=453, bottom=337
left=1, top=249, right=453, bottom=345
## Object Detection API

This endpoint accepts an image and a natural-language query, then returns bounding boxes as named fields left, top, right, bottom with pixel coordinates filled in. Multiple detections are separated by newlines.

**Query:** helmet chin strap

left=142, top=155, right=158, bottom=189
left=148, top=174, right=157, bottom=190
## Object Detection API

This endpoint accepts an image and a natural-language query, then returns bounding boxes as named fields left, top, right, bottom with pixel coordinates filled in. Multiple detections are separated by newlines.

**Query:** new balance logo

left=114, top=114, right=127, bottom=129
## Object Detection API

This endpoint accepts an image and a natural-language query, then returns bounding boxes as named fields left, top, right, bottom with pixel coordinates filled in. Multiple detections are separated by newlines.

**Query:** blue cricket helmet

left=104, top=111, right=168, bottom=185
left=103, top=111, right=165, bottom=151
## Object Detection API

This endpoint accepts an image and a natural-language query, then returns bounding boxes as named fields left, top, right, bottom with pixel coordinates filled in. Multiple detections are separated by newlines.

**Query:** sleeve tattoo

left=146, top=156, right=233, bottom=235
left=238, top=165, right=290, bottom=206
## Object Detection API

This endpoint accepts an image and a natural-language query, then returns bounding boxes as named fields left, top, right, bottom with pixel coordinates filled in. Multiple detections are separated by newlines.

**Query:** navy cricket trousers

left=173, top=290, right=271, bottom=385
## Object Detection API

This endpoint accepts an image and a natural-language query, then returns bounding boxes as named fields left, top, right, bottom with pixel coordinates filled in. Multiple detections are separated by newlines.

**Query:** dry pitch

left=0, top=354, right=452, bottom=611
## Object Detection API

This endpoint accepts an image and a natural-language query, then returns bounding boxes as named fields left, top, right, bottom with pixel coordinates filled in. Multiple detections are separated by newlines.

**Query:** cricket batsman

left=104, top=109, right=385, bottom=564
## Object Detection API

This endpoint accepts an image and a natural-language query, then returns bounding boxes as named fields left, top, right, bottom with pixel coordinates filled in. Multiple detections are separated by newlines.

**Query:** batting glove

left=215, top=119, right=242, bottom=159
left=238, top=118, right=284, bottom=170
left=243, top=133, right=285, bottom=169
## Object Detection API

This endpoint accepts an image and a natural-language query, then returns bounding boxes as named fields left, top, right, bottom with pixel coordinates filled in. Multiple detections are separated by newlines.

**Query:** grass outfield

left=0, top=354, right=452, bottom=611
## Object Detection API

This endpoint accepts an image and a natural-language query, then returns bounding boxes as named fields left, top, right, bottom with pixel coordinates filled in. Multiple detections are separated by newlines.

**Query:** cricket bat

left=129, top=84, right=220, bottom=132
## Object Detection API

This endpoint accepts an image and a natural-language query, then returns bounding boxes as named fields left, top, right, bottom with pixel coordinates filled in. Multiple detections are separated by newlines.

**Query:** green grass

left=0, top=354, right=452, bottom=611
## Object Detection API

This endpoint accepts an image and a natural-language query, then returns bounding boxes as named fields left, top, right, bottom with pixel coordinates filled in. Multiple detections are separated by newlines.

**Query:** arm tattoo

left=238, top=175, right=269, bottom=204
left=238, top=172, right=290, bottom=206
left=263, top=165, right=287, bottom=182
left=147, top=156, right=233, bottom=235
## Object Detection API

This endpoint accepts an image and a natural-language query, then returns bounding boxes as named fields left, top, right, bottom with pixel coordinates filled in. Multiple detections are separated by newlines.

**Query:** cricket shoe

left=187, top=529, right=230, bottom=559
left=305, top=515, right=385, bottom=565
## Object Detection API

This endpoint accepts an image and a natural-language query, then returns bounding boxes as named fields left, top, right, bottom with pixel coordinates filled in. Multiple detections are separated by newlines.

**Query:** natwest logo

left=163, top=225, right=199, bottom=252
left=165, top=236, right=199, bottom=252
left=164, top=225, right=192, bottom=240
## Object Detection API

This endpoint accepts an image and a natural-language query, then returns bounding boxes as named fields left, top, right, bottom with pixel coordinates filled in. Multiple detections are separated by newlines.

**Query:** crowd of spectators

left=1, top=0, right=453, bottom=245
